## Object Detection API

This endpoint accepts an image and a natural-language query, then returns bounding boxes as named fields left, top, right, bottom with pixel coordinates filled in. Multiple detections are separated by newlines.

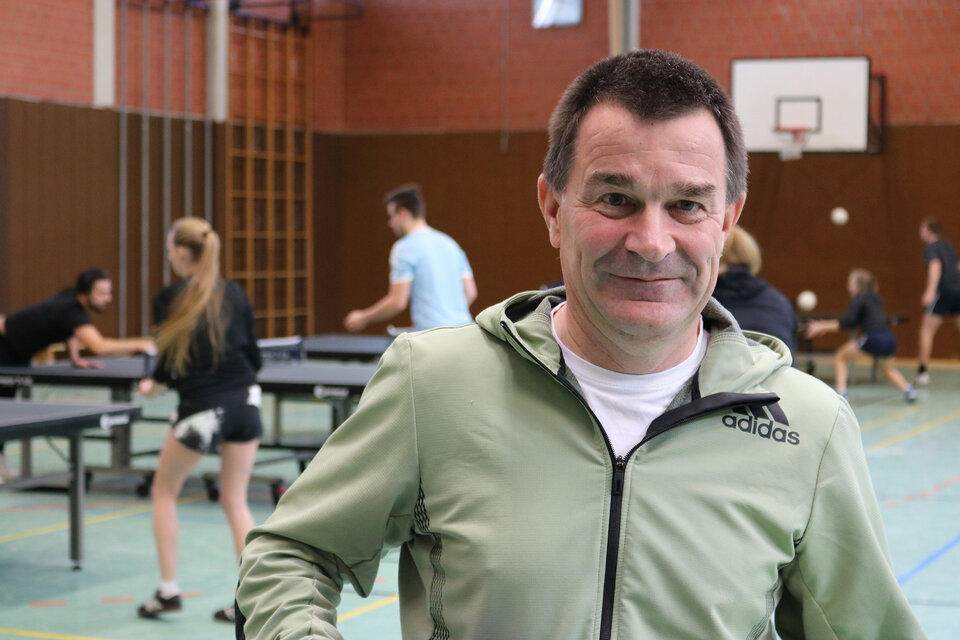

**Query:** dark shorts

left=172, top=385, right=263, bottom=454
left=858, top=330, right=897, bottom=358
left=930, top=289, right=960, bottom=316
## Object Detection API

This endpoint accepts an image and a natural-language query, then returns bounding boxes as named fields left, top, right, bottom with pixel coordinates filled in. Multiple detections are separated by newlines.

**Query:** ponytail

left=156, top=218, right=227, bottom=372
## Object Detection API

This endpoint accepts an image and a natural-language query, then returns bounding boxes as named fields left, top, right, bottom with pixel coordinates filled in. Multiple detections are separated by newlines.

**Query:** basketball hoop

left=774, top=127, right=810, bottom=161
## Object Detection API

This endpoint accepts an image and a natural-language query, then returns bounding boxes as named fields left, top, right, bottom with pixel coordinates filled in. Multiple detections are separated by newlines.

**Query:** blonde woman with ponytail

left=137, top=218, right=263, bottom=623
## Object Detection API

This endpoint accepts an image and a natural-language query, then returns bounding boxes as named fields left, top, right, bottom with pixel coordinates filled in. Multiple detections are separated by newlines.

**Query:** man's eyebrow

left=673, top=181, right=717, bottom=199
left=582, top=173, right=719, bottom=200
left=583, top=172, right=636, bottom=191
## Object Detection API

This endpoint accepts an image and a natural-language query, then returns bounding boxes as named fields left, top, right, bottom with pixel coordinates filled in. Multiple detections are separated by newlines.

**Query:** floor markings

left=898, top=532, right=960, bottom=585
left=868, top=408, right=960, bottom=452
left=859, top=406, right=920, bottom=432
left=338, top=594, right=399, bottom=622
left=0, top=494, right=204, bottom=545
left=0, top=629, right=111, bottom=640
left=883, top=473, right=960, bottom=509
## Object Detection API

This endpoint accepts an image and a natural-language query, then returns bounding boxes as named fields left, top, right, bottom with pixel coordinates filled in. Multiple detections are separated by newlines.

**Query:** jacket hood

left=476, top=288, right=793, bottom=395
left=714, top=264, right=769, bottom=300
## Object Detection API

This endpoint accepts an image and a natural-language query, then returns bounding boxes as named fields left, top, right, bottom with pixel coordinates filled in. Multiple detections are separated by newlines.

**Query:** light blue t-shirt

left=389, top=226, right=474, bottom=330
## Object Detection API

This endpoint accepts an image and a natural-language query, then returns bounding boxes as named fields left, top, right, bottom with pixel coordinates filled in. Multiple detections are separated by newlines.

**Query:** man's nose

left=623, top=206, right=675, bottom=263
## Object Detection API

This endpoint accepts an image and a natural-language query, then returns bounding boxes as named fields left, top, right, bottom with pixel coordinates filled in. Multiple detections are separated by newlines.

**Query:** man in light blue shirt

left=344, top=184, right=477, bottom=332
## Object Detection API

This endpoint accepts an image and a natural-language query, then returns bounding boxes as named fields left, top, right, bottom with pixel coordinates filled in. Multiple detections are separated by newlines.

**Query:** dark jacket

left=713, top=264, right=796, bottom=353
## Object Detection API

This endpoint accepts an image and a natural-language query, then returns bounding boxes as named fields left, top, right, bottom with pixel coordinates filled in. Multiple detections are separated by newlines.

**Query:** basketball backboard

left=731, top=56, right=877, bottom=154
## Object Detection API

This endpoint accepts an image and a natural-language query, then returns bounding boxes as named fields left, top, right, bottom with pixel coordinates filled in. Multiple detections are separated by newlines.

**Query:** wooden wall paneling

left=300, top=29, right=314, bottom=337
left=265, top=22, right=277, bottom=336
left=744, top=128, right=960, bottom=359
left=329, top=126, right=960, bottom=359
left=78, top=105, right=122, bottom=338
left=148, top=114, right=168, bottom=330
left=0, top=99, right=8, bottom=311
left=2, top=100, right=122, bottom=334
left=123, top=111, right=143, bottom=337
left=244, top=19, right=259, bottom=336
left=12, top=100, right=41, bottom=306
left=335, top=130, right=556, bottom=335
left=1, top=99, right=216, bottom=339
left=311, top=133, right=344, bottom=333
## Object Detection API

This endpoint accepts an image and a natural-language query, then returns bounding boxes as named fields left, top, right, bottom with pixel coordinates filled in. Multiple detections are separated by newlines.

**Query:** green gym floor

left=1, top=359, right=958, bottom=640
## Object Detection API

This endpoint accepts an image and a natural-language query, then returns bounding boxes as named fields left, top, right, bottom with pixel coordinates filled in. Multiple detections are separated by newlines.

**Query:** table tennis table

left=0, top=357, right=377, bottom=495
left=0, top=399, right=141, bottom=568
left=302, top=334, right=395, bottom=361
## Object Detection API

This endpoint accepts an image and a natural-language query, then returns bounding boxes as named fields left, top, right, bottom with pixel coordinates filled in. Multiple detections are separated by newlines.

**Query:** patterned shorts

left=171, top=385, right=263, bottom=454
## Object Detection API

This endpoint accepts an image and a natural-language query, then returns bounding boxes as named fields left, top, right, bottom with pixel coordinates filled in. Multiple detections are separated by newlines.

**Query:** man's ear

left=722, top=193, right=746, bottom=233
left=538, top=174, right=562, bottom=249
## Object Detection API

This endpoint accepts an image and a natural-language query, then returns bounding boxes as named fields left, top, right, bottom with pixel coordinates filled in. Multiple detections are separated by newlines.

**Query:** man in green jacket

left=236, top=50, right=926, bottom=639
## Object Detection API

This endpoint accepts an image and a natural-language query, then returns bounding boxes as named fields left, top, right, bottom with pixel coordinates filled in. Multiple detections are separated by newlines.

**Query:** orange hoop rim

left=773, top=126, right=811, bottom=144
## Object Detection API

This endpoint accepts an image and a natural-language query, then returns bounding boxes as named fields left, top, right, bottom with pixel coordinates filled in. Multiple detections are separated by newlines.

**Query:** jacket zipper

left=498, top=321, right=773, bottom=639
left=499, top=321, right=627, bottom=640
left=598, top=455, right=626, bottom=640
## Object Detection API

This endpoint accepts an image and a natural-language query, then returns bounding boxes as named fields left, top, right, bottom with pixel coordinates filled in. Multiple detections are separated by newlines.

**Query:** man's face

left=86, top=279, right=113, bottom=313
left=539, top=104, right=744, bottom=344
left=386, top=202, right=410, bottom=237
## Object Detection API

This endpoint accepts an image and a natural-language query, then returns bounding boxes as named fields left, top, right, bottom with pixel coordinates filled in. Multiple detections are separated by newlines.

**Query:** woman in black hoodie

left=713, top=226, right=797, bottom=354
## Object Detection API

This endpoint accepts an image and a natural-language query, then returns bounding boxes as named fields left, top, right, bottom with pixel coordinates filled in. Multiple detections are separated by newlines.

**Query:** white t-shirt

left=551, top=304, right=709, bottom=458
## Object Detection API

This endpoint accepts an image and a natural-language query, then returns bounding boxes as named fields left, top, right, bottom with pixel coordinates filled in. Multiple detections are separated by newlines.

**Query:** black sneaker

left=137, top=590, right=182, bottom=618
left=213, top=605, right=235, bottom=623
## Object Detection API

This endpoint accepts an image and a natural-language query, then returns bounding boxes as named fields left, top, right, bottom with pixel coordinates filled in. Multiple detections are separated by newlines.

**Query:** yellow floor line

left=859, top=407, right=921, bottom=432
left=0, top=628, right=111, bottom=640
left=868, top=408, right=960, bottom=452
left=338, top=594, right=399, bottom=622
left=0, top=494, right=205, bottom=545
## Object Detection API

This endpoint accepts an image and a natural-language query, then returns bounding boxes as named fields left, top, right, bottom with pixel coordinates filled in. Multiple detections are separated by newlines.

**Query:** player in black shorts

left=916, top=218, right=960, bottom=385
left=0, top=269, right=155, bottom=481
left=136, top=218, right=262, bottom=623
left=806, top=269, right=917, bottom=403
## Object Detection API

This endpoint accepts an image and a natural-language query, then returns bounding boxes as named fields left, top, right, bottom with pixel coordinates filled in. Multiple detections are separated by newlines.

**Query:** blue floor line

left=897, top=531, right=960, bottom=585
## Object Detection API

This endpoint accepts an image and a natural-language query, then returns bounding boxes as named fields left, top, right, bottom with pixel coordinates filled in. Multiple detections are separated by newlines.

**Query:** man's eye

left=676, top=200, right=699, bottom=212
left=603, top=193, right=628, bottom=207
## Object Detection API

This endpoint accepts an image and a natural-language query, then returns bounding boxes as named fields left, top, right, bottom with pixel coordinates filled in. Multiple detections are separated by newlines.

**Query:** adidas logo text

left=722, top=414, right=800, bottom=445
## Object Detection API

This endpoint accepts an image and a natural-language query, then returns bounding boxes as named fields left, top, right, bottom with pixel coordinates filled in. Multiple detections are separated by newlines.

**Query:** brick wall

left=117, top=3, right=207, bottom=115
left=328, top=0, right=608, bottom=132
left=641, top=0, right=960, bottom=125
left=311, top=19, right=346, bottom=130
left=3, top=1, right=958, bottom=127
left=310, top=0, right=960, bottom=130
left=0, top=1, right=94, bottom=104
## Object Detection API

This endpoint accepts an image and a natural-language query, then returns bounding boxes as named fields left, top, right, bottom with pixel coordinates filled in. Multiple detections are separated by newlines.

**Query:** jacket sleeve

left=775, top=401, right=927, bottom=639
left=236, top=337, right=420, bottom=639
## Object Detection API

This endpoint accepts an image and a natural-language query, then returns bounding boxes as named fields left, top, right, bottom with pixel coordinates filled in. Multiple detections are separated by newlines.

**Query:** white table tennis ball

left=797, top=290, right=818, bottom=311
left=830, top=206, right=849, bottom=226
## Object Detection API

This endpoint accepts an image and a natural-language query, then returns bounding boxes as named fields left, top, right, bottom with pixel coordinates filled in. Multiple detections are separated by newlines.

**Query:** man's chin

left=606, top=302, right=688, bottom=334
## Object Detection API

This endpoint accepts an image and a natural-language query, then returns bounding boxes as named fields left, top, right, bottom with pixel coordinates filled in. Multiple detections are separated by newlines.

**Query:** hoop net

left=774, top=127, right=810, bottom=161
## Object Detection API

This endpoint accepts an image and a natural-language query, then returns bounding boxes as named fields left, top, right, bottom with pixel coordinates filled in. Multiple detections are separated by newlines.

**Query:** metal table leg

left=68, top=432, right=84, bottom=570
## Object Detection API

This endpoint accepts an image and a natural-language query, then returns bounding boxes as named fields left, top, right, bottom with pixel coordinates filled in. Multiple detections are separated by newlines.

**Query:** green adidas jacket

left=237, top=290, right=926, bottom=639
